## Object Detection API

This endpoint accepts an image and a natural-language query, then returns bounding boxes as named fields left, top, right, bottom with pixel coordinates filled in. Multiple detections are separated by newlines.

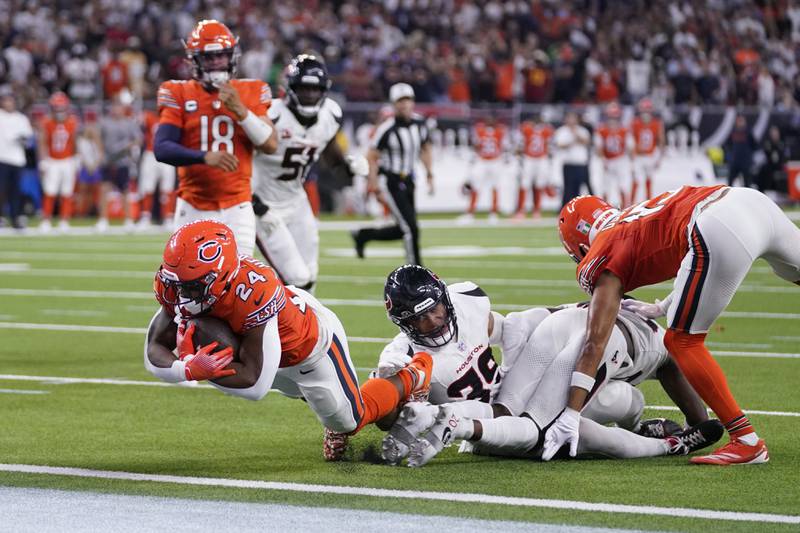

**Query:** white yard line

left=0, top=388, right=49, bottom=395
left=0, top=464, right=796, bottom=525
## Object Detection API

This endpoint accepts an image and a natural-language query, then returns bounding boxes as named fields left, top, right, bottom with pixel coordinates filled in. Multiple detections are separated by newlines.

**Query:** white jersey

left=378, top=282, right=499, bottom=404
left=252, top=98, right=342, bottom=209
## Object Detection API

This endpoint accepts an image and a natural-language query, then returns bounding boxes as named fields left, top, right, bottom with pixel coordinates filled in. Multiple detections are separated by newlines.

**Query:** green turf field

left=1, top=217, right=798, bottom=531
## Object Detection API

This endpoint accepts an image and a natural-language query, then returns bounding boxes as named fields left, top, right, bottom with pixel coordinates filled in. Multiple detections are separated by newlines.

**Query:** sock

left=476, top=416, right=539, bottom=453
left=491, top=188, right=499, bottom=213
left=645, top=177, right=652, bottom=198
left=664, top=330, right=756, bottom=439
left=726, top=415, right=759, bottom=444
left=532, top=187, right=542, bottom=213
left=141, top=193, right=154, bottom=217
left=450, top=400, right=493, bottom=419
left=468, top=190, right=477, bottom=213
left=516, top=188, right=525, bottom=213
left=42, top=195, right=55, bottom=219
left=354, top=378, right=401, bottom=432
left=578, top=417, right=667, bottom=458
left=631, top=180, right=639, bottom=203
left=60, top=196, right=73, bottom=220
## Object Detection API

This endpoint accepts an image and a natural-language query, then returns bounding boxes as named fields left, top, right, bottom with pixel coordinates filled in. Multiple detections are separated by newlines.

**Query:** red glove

left=176, top=321, right=196, bottom=360
left=184, top=342, right=237, bottom=381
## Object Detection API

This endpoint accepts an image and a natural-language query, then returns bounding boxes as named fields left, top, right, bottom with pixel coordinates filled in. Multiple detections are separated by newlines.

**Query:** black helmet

left=284, top=54, right=330, bottom=118
left=384, top=265, right=457, bottom=348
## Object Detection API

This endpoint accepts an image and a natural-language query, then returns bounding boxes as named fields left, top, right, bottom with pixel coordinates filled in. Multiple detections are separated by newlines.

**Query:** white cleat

left=381, top=402, right=438, bottom=465
left=487, top=212, right=499, bottom=225
left=39, top=219, right=52, bottom=233
left=95, top=218, right=109, bottom=233
left=407, top=404, right=462, bottom=468
left=456, top=213, right=474, bottom=225
left=57, top=220, right=70, bottom=233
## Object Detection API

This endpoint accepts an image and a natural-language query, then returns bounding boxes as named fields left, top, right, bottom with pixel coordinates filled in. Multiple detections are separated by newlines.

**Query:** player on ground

left=144, top=220, right=432, bottom=461
left=551, top=186, right=800, bottom=464
left=252, top=54, right=367, bottom=292
left=138, top=106, right=176, bottom=229
left=154, top=20, right=278, bottom=256
left=630, top=99, right=664, bottom=202
left=461, top=118, right=508, bottom=224
left=595, top=102, right=633, bottom=207
left=37, top=92, right=79, bottom=232
left=515, top=116, right=554, bottom=219
left=376, top=265, right=715, bottom=466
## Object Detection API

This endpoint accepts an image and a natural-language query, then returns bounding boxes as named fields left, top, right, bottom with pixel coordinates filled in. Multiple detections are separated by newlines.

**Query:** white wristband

left=570, top=371, right=595, bottom=392
left=148, top=358, right=188, bottom=383
left=238, top=111, right=273, bottom=146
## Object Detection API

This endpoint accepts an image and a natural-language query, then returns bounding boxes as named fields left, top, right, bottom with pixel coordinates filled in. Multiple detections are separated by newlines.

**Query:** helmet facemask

left=158, top=267, right=219, bottom=315
left=284, top=55, right=331, bottom=118
left=190, top=47, right=239, bottom=90
left=390, top=291, right=457, bottom=348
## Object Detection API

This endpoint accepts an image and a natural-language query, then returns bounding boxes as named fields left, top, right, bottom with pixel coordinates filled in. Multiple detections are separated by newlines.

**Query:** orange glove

left=183, top=342, right=237, bottom=381
left=176, top=321, right=196, bottom=360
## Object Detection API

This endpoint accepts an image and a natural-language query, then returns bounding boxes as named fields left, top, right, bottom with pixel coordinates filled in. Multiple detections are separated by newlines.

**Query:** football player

left=630, top=99, right=664, bottom=202
left=37, top=92, right=79, bottom=232
left=376, top=265, right=715, bottom=466
left=138, top=104, right=176, bottom=228
left=460, top=118, right=509, bottom=224
left=551, top=186, right=800, bottom=464
left=144, top=220, right=432, bottom=461
left=252, top=54, right=367, bottom=292
left=515, top=116, right=554, bottom=220
left=154, top=20, right=278, bottom=256
left=595, top=102, right=633, bottom=207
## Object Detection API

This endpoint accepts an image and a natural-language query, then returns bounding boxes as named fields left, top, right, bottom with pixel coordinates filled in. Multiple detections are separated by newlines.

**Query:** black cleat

left=666, top=419, right=725, bottom=456
left=351, top=229, right=365, bottom=259
left=636, top=418, right=683, bottom=438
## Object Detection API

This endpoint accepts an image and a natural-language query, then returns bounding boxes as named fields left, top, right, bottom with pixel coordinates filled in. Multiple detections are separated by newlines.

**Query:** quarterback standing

left=154, top=20, right=277, bottom=256
left=37, top=92, right=79, bottom=232
left=252, top=54, right=367, bottom=291
left=550, top=186, right=800, bottom=464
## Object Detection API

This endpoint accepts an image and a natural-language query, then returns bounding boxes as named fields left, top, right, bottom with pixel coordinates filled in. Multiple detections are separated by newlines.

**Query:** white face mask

left=206, top=71, right=230, bottom=88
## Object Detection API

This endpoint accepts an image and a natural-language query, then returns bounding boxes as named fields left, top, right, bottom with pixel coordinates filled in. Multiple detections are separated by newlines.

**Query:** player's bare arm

left=366, top=147, right=380, bottom=194
left=568, top=271, right=624, bottom=411
left=420, top=141, right=434, bottom=194
left=218, top=82, right=278, bottom=154
left=145, top=309, right=179, bottom=368
left=656, top=358, right=709, bottom=426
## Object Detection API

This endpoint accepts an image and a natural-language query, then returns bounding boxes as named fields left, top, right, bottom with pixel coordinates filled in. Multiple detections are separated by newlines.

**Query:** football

left=187, top=316, right=242, bottom=358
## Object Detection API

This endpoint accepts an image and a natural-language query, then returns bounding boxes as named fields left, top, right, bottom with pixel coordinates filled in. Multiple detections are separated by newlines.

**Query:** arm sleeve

left=154, top=123, right=205, bottom=166
left=209, top=317, right=281, bottom=401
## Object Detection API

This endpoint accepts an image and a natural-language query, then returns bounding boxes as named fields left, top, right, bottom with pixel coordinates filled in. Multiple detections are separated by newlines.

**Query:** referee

left=351, top=83, right=433, bottom=265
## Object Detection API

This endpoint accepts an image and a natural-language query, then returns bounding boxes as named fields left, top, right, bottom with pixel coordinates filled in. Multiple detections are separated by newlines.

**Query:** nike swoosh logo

left=299, top=369, right=314, bottom=375
left=253, top=293, right=264, bottom=306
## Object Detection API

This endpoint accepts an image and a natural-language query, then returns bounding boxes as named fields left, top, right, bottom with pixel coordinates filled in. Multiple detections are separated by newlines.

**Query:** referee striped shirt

left=370, top=114, right=430, bottom=177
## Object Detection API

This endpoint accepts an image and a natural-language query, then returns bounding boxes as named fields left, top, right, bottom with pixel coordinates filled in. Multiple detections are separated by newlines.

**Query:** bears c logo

left=198, top=241, right=222, bottom=263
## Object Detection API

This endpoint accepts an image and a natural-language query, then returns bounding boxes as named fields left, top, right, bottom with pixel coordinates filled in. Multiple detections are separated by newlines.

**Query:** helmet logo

left=414, top=297, right=435, bottom=313
left=384, top=296, right=392, bottom=311
left=185, top=100, right=198, bottom=112
left=198, top=241, right=222, bottom=263
left=577, top=220, right=591, bottom=235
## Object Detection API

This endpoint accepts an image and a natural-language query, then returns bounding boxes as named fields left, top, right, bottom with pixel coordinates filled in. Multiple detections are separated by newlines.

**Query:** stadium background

left=2, top=1, right=800, bottom=531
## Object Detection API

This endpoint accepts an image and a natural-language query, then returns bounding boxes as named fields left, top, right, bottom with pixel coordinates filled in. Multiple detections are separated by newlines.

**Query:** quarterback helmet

left=156, top=220, right=240, bottom=315
left=384, top=265, right=457, bottom=348
left=48, top=91, right=70, bottom=120
left=284, top=54, right=331, bottom=118
left=184, top=19, right=239, bottom=89
left=558, top=196, right=618, bottom=263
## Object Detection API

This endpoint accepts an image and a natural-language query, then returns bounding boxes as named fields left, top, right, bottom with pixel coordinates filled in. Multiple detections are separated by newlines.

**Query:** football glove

left=542, top=407, right=581, bottom=461
left=183, top=342, right=236, bottom=381
left=377, top=351, right=412, bottom=378
left=176, top=321, right=196, bottom=360
left=620, top=298, right=668, bottom=319
left=346, top=154, right=369, bottom=176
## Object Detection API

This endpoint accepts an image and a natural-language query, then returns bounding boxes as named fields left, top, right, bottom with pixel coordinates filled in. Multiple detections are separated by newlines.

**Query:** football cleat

left=665, top=419, right=724, bottom=456
left=381, top=402, right=438, bottom=465
left=323, top=428, right=349, bottom=462
left=350, top=229, right=365, bottom=259
left=636, top=418, right=683, bottom=438
left=690, top=438, right=769, bottom=465
left=405, top=351, right=433, bottom=397
left=407, top=404, right=463, bottom=468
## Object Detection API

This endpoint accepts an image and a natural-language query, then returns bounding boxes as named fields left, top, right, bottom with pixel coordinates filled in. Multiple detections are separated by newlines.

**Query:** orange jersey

left=577, top=185, right=727, bottom=294
left=143, top=110, right=159, bottom=152
left=156, top=256, right=318, bottom=367
left=473, top=123, right=507, bottom=160
left=631, top=117, right=663, bottom=155
left=157, top=79, right=272, bottom=210
left=520, top=122, right=553, bottom=158
left=596, top=124, right=628, bottom=159
left=40, top=116, right=79, bottom=159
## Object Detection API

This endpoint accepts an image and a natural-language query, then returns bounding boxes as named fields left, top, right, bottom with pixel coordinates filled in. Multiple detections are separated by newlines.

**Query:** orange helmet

left=605, top=102, right=621, bottom=119
left=183, top=20, right=239, bottom=89
left=156, top=220, right=240, bottom=315
left=49, top=91, right=70, bottom=110
left=637, top=98, right=654, bottom=114
left=558, top=196, right=618, bottom=262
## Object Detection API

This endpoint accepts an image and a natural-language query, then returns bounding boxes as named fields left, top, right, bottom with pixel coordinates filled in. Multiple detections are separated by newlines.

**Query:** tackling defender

left=144, top=220, right=432, bottom=461
left=252, top=54, right=367, bottom=291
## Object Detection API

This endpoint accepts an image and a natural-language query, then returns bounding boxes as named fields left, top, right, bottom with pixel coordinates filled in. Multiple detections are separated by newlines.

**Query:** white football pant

left=254, top=199, right=318, bottom=290
left=41, top=157, right=78, bottom=197
left=139, top=150, right=176, bottom=196
left=173, top=197, right=256, bottom=256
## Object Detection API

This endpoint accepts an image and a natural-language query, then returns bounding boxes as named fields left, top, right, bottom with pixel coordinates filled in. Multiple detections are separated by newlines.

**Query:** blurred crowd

left=1, top=0, right=800, bottom=108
